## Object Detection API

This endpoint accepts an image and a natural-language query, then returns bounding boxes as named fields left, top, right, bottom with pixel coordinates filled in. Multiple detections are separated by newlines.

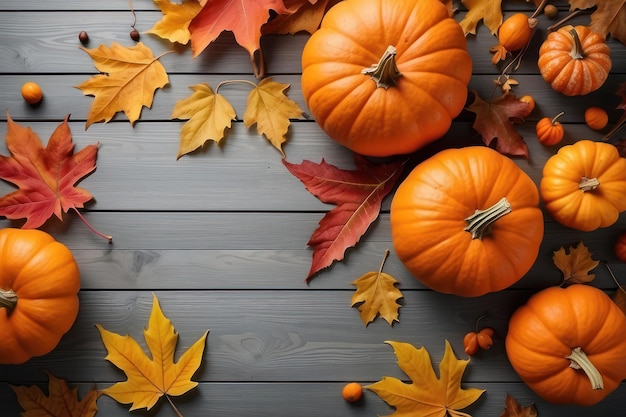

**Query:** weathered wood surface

left=1, top=0, right=626, bottom=416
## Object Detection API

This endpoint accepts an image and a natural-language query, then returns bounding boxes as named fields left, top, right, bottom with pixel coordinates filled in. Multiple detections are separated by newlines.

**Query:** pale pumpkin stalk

left=566, top=347, right=604, bottom=390
left=0, top=288, right=17, bottom=312
left=361, top=45, right=402, bottom=89
left=578, top=176, right=600, bottom=192
left=464, top=197, right=512, bottom=239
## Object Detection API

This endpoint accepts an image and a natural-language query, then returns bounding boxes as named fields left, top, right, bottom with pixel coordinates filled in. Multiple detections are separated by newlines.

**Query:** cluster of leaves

left=12, top=294, right=208, bottom=417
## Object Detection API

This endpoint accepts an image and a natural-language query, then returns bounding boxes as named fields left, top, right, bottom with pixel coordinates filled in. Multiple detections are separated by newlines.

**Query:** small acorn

left=130, top=28, right=140, bottom=41
left=78, top=31, right=89, bottom=45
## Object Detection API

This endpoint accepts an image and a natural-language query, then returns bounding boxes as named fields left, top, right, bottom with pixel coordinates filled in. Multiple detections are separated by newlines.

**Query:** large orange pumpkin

left=301, top=0, right=472, bottom=157
left=505, top=284, right=626, bottom=406
left=540, top=140, right=626, bottom=231
left=390, top=146, right=544, bottom=297
left=0, top=228, right=80, bottom=364
left=538, top=25, right=611, bottom=96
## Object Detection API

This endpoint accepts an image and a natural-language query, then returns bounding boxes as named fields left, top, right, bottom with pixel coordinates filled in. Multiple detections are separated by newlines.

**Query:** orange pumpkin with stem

left=506, top=284, right=626, bottom=405
left=0, top=228, right=80, bottom=364
left=390, top=146, right=544, bottom=297
left=538, top=25, right=611, bottom=96
left=301, top=0, right=472, bottom=157
left=540, top=140, right=626, bottom=231
left=536, top=112, right=565, bottom=145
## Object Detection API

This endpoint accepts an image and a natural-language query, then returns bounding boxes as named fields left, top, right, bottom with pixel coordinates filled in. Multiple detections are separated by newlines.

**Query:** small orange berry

left=21, top=82, right=43, bottom=105
left=476, top=327, right=495, bottom=350
left=342, top=382, right=363, bottom=403
left=463, top=332, right=479, bottom=356
left=584, top=107, right=608, bottom=130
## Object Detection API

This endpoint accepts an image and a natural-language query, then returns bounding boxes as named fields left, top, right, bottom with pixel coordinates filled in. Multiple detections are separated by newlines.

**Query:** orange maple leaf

left=366, top=340, right=485, bottom=417
left=552, top=241, right=600, bottom=285
left=262, top=0, right=341, bottom=35
left=146, top=0, right=204, bottom=44
left=75, top=42, right=170, bottom=128
left=500, top=393, right=537, bottom=417
left=351, top=250, right=403, bottom=326
left=465, top=91, right=533, bottom=157
left=97, top=294, right=208, bottom=413
left=189, top=0, right=292, bottom=77
left=459, top=0, right=503, bottom=35
left=11, top=371, right=101, bottom=417
left=0, top=113, right=110, bottom=241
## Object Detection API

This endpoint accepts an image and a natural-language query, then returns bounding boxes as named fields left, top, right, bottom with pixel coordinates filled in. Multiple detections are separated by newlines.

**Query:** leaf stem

left=378, top=249, right=390, bottom=275
left=530, top=0, right=549, bottom=18
left=604, top=263, right=626, bottom=296
left=547, top=8, right=593, bottom=32
left=71, top=207, right=113, bottom=243
left=602, top=112, right=626, bottom=142
left=215, top=79, right=258, bottom=95
left=166, top=395, right=184, bottom=417
left=128, top=0, right=137, bottom=29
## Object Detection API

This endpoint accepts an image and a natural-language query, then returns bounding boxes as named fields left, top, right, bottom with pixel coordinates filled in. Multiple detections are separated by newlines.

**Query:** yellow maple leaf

left=96, top=294, right=208, bottom=413
left=459, top=0, right=503, bottom=35
left=171, top=83, right=237, bottom=159
left=552, top=241, right=600, bottom=285
left=11, top=371, right=101, bottom=417
left=366, top=340, right=485, bottom=417
left=243, top=77, right=304, bottom=156
left=351, top=250, right=403, bottom=326
left=76, top=42, right=170, bottom=128
left=146, top=0, right=203, bottom=44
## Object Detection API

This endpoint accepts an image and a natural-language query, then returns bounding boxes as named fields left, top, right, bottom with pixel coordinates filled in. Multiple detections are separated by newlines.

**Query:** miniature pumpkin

left=505, top=284, right=626, bottom=406
left=538, top=25, right=611, bottom=96
left=390, top=146, right=544, bottom=297
left=535, top=112, right=565, bottom=145
left=540, top=140, right=626, bottom=231
left=491, top=13, right=537, bottom=63
left=301, top=0, right=472, bottom=157
left=613, top=231, right=626, bottom=263
left=0, top=228, right=80, bottom=364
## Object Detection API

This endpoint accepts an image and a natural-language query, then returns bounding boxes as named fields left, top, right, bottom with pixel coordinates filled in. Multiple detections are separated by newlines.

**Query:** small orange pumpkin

left=540, top=140, right=626, bottom=231
left=390, top=146, right=544, bottom=297
left=491, top=13, right=537, bottom=63
left=301, top=0, right=472, bottom=157
left=535, top=112, right=565, bottom=145
left=538, top=25, right=611, bottom=96
left=0, top=228, right=80, bottom=364
left=505, top=284, right=626, bottom=405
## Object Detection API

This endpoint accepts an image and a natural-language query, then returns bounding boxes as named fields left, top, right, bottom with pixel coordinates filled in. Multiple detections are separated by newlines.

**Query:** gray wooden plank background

left=1, top=0, right=626, bottom=416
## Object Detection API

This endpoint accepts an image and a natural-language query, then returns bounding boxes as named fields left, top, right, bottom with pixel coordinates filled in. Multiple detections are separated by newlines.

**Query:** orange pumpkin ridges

left=301, top=0, right=472, bottom=157
left=390, top=146, right=544, bottom=297
left=535, top=112, right=565, bottom=145
left=540, top=140, right=626, bottom=231
left=505, top=284, right=626, bottom=406
left=0, top=228, right=80, bottom=365
left=538, top=25, right=611, bottom=96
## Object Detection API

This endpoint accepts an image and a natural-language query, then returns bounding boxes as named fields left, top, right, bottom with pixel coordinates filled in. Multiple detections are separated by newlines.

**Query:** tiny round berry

left=78, top=31, right=89, bottom=45
left=544, top=4, right=558, bottom=19
left=130, top=28, right=140, bottom=41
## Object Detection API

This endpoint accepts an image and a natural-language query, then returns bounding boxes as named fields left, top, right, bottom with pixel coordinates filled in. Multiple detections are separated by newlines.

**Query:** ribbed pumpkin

left=301, top=0, right=472, bottom=157
left=390, top=146, right=544, bottom=297
left=540, top=140, right=626, bottom=231
left=506, top=284, right=626, bottom=406
left=0, top=228, right=80, bottom=364
left=538, top=25, right=611, bottom=96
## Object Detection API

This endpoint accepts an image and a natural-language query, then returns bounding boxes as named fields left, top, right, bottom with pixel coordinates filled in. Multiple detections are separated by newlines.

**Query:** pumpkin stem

left=464, top=197, right=512, bottom=239
left=567, top=347, right=604, bottom=390
left=569, top=28, right=584, bottom=60
left=0, top=288, right=18, bottom=312
left=361, top=45, right=402, bottom=89
left=579, top=176, right=600, bottom=192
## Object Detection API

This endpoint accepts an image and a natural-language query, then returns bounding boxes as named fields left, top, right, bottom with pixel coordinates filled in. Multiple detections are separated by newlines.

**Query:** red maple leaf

left=283, top=155, right=405, bottom=282
left=0, top=112, right=111, bottom=241
left=465, top=91, right=534, bottom=158
left=189, top=0, right=293, bottom=77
